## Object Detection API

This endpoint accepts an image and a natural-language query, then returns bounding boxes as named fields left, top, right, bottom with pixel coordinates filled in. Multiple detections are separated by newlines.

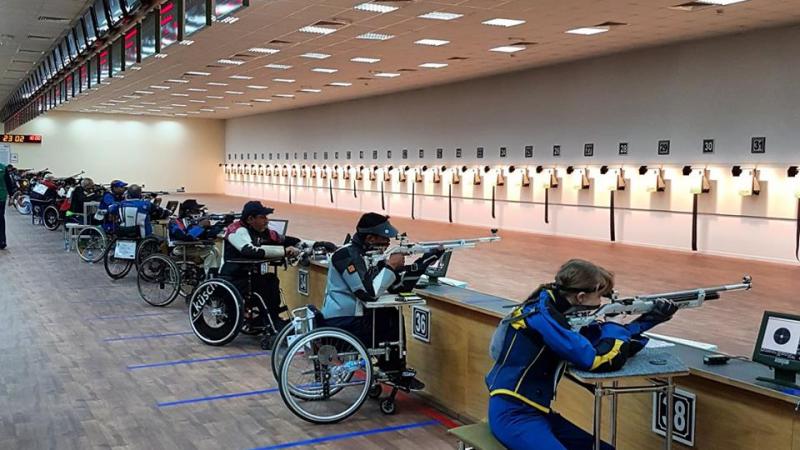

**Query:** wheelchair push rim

left=103, top=240, right=134, bottom=279
left=43, top=205, right=60, bottom=231
left=137, top=254, right=181, bottom=307
left=279, top=328, right=372, bottom=424
left=188, top=279, right=243, bottom=346
left=76, top=227, right=106, bottom=263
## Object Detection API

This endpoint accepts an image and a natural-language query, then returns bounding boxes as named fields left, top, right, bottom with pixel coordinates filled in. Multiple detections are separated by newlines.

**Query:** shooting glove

left=639, top=298, right=679, bottom=324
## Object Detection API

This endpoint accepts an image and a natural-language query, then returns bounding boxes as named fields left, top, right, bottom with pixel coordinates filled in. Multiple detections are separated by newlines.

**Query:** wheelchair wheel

left=240, top=292, right=266, bottom=336
left=178, top=262, right=204, bottom=298
left=77, top=227, right=106, bottom=263
left=14, top=194, right=31, bottom=215
left=137, top=254, right=181, bottom=307
left=43, top=205, right=60, bottom=231
left=279, top=328, right=372, bottom=424
left=136, top=236, right=162, bottom=268
left=189, top=279, right=243, bottom=346
left=271, top=322, right=297, bottom=382
left=104, top=241, right=134, bottom=280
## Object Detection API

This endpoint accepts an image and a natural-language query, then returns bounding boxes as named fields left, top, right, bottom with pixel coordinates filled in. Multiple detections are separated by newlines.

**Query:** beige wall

left=9, top=111, right=225, bottom=194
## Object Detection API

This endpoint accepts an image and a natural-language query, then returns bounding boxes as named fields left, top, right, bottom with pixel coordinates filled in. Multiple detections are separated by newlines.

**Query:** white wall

left=225, top=25, right=800, bottom=264
left=10, top=111, right=225, bottom=193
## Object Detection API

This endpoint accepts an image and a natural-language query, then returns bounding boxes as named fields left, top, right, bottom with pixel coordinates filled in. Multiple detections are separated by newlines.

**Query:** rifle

left=566, top=276, right=753, bottom=331
left=366, top=228, right=500, bottom=266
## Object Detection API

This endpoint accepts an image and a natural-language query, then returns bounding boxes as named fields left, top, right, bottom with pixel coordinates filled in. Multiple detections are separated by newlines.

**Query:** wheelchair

left=188, top=259, right=287, bottom=347
left=102, top=227, right=163, bottom=280
left=272, top=294, right=426, bottom=424
left=137, top=238, right=220, bottom=307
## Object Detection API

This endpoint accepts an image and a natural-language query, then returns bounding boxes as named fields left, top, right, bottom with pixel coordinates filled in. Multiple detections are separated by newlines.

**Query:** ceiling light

left=130, top=105, right=145, bottom=108
left=186, top=71, right=211, bottom=76
left=697, top=0, right=748, bottom=4
left=419, top=12, right=463, bottom=21
left=273, top=78, right=295, bottom=83
left=150, top=85, right=170, bottom=90
left=328, top=82, right=352, bottom=87
left=189, top=99, right=206, bottom=103
left=247, top=85, right=268, bottom=89
left=490, top=45, right=526, bottom=53
left=299, top=26, right=337, bottom=35
left=300, top=88, right=321, bottom=93
left=252, top=98, right=272, bottom=103
left=419, top=62, right=448, bottom=69
left=129, top=66, right=142, bottom=71
left=175, top=113, right=188, bottom=116
left=566, top=27, right=609, bottom=35
left=354, top=2, right=398, bottom=13
left=415, top=39, right=450, bottom=46
left=350, top=57, right=380, bottom=64
left=215, top=106, right=230, bottom=109
left=375, top=72, right=400, bottom=78
left=171, top=93, right=190, bottom=97
left=155, top=53, right=168, bottom=59
left=207, top=82, right=229, bottom=86
left=229, top=75, right=254, bottom=80
left=225, top=91, right=244, bottom=94
left=199, top=108, right=215, bottom=112
left=301, top=52, right=331, bottom=59
left=265, top=63, right=292, bottom=70
left=236, top=102, right=252, bottom=106
left=248, top=47, right=280, bottom=54
left=135, top=90, right=154, bottom=95
left=140, top=102, right=157, bottom=105
left=207, top=95, right=224, bottom=99
left=482, top=18, right=526, bottom=27
left=312, top=67, right=338, bottom=73
left=186, top=111, right=200, bottom=114
left=166, top=79, right=189, bottom=84
left=171, top=103, right=187, bottom=107
left=108, top=99, right=127, bottom=103
left=218, top=59, right=246, bottom=65
left=179, top=40, right=194, bottom=46
left=122, top=95, right=141, bottom=99
left=357, top=33, right=394, bottom=41
left=274, top=94, right=295, bottom=98
left=147, top=109, right=162, bottom=112
left=187, top=88, right=207, bottom=92
left=219, top=16, right=239, bottom=24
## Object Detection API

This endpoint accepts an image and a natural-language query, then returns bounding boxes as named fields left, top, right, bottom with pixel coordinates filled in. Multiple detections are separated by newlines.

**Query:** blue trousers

left=488, top=395, right=614, bottom=450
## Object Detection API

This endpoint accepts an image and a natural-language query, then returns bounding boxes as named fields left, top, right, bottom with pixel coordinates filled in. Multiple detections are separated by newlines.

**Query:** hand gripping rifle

left=567, top=275, right=752, bottom=331
left=366, top=228, right=501, bottom=266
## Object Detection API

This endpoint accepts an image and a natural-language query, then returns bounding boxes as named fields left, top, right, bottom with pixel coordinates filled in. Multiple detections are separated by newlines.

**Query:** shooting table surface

left=278, top=260, right=800, bottom=450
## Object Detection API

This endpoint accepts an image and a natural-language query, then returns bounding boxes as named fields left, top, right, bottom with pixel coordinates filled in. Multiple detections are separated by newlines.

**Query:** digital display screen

left=83, top=12, right=97, bottom=44
left=107, top=0, right=124, bottom=24
left=1, top=135, right=43, bottom=144
left=215, top=0, right=245, bottom=18
left=760, top=316, right=800, bottom=362
left=93, top=0, right=110, bottom=35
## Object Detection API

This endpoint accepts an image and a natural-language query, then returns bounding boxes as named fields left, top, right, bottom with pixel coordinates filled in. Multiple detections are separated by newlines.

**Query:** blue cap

left=111, top=180, right=128, bottom=188
left=241, top=201, right=274, bottom=221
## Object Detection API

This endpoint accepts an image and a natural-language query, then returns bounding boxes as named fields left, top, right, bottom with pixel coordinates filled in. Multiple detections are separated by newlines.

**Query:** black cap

left=356, top=212, right=398, bottom=238
left=241, top=201, right=274, bottom=221
left=179, top=199, right=206, bottom=217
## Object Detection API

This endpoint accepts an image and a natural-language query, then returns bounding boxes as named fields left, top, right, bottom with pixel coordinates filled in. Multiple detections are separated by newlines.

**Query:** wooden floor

left=194, top=194, right=799, bottom=357
left=0, top=211, right=459, bottom=449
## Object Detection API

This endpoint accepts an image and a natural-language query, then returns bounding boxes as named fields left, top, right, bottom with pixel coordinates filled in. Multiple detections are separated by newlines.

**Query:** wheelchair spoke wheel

left=271, top=322, right=297, bottom=382
left=43, top=205, right=60, bottom=231
left=137, top=254, right=181, bottom=307
left=77, top=227, right=106, bottom=263
left=189, top=279, right=243, bottom=346
left=279, top=328, right=371, bottom=424
left=178, top=262, right=204, bottom=298
left=15, top=195, right=31, bottom=215
left=136, top=237, right=162, bottom=268
left=104, top=241, right=134, bottom=279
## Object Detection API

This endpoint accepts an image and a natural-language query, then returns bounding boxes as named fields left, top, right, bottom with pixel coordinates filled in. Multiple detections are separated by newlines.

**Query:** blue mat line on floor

left=104, top=331, right=194, bottom=342
left=127, top=351, right=270, bottom=370
left=158, top=387, right=280, bottom=408
left=248, top=420, right=440, bottom=450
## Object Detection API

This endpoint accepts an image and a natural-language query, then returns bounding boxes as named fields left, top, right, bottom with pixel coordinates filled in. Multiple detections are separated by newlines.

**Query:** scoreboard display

left=1, top=134, right=42, bottom=144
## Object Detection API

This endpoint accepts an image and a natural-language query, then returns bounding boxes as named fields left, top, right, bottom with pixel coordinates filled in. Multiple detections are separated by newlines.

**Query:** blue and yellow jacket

left=486, top=289, right=651, bottom=413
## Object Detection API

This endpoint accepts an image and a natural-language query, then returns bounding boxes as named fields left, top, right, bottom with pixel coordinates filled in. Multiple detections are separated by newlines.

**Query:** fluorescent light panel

left=354, top=3, right=398, bottom=13
left=301, top=52, right=331, bottom=59
left=218, top=59, right=245, bottom=65
left=248, top=47, right=280, bottom=54
left=415, top=39, right=449, bottom=46
left=419, top=12, right=463, bottom=21
left=350, top=57, right=380, bottom=64
left=328, top=82, right=352, bottom=87
left=490, top=45, right=526, bottom=53
left=229, top=75, right=254, bottom=79
left=357, top=32, right=394, bottom=41
left=247, top=85, right=268, bottom=89
left=273, top=78, right=295, bottom=83
left=419, top=62, right=448, bottom=68
left=265, top=63, right=292, bottom=69
left=207, top=82, right=228, bottom=86
left=482, top=18, right=526, bottom=27
left=186, top=71, right=211, bottom=76
left=312, top=67, right=338, bottom=73
left=299, top=26, right=337, bottom=35
left=300, top=88, right=321, bottom=93
left=566, top=27, right=609, bottom=35
left=375, top=72, right=400, bottom=78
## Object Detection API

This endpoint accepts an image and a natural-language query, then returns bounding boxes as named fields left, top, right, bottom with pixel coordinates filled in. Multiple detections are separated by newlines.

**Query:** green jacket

left=0, top=163, right=7, bottom=202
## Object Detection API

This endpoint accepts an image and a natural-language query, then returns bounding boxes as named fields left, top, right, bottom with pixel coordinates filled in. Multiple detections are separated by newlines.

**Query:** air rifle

left=366, top=229, right=500, bottom=266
